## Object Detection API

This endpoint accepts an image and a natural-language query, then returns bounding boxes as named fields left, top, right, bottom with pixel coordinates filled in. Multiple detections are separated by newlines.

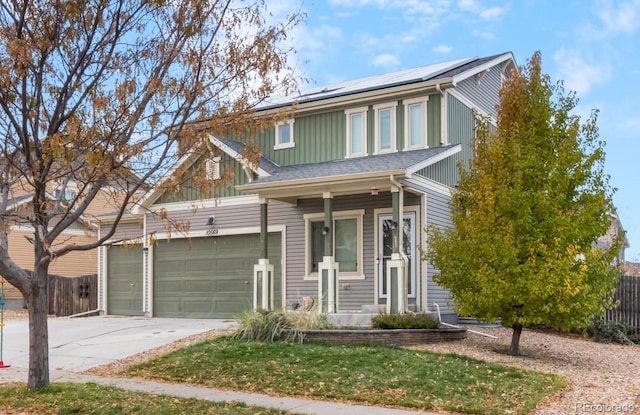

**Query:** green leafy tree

left=426, top=52, right=623, bottom=355
left=0, top=0, right=302, bottom=389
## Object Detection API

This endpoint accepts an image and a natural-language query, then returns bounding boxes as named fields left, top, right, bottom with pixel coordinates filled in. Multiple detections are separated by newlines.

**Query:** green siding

left=261, top=110, right=346, bottom=166
left=419, top=94, right=474, bottom=187
left=427, top=94, right=441, bottom=148
left=155, top=152, right=247, bottom=204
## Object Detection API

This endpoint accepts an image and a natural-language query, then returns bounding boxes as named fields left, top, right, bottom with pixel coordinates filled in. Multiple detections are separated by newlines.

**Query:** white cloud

left=553, top=49, right=611, bottom=96
left=596, top=0, right=640, bottom=35
left=372, top=54, right=400, bottom=67
left=432, top=44, right=453, bottom=54
left=479, top=6, right=506, bottom=20
left=471, top=29, right=498, bottom=40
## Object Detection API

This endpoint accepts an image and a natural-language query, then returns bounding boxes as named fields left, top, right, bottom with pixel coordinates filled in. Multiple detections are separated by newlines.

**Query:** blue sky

left=280, top=0, right=640, bottom=261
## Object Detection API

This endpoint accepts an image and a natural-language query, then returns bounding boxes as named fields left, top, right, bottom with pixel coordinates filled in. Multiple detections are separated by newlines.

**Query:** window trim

left=373, top=102, right=397, bottom=154
left=303, top=209, right=365, bottom=280
left=345, top=106, right=368, bottom=158
left=205, top=156, right=221, bottom=181
left=403, top=96, right=429, bottom=150
left=274, top=119, right=295, bottom=150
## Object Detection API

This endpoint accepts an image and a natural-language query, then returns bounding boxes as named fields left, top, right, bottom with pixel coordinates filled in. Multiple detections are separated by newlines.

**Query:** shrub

left=590, top=318, right=640, bottom=345
left=372, top=312, right=440, bottom=329
left=232, top=308, right=332, bottom=343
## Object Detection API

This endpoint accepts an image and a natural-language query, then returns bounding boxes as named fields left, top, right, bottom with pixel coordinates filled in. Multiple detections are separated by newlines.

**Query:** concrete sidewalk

left=0, top=316, right=439, bottom=415
left=0, top=367, right=439, bottom=415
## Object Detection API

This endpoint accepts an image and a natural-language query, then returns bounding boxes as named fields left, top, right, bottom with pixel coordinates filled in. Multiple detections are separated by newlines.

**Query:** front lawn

left=0, top=382, right=294, bottom=415
left=126, top=337, right=565, bottom=415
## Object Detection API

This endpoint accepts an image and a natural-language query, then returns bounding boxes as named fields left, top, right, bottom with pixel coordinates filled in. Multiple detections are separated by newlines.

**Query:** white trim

left=451, top=53, right=515, bottom=86
left=403, top=175, right=453, bottom=197
left=151, top=224, right=285, bottom=242
left=373, top=101, right=397, bottom=154
left=345, top=106, right=368, bottom=158
left=148, top=195, right=260, bottom=213
left=207, top=134, right=271, bottom=177
left=441, top=90, right=448, bottom=145
left=406, top=144, right=461, bottom=177
left=303, top=209, right=365, bottom=281
left=403, top=96, right=429, bottom=150
left=274, top=119, right=295, bottom=150
left=373, top=206, right=420, bottom=303
left=9, top=224, right=97, bottom=237
left=205, top=157, right=221, bottom=181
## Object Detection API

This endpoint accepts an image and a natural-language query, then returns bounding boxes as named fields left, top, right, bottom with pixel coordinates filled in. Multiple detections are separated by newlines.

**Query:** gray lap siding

left=144, top=192, right=421, bottom=312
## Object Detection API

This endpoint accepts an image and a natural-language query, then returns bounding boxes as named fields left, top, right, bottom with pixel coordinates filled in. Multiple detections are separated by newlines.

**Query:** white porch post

left=386, top=183, right=407, bottom=314
left=253, top=198, right=273, bottom=310
left=318, top=192, right=339, bottom=313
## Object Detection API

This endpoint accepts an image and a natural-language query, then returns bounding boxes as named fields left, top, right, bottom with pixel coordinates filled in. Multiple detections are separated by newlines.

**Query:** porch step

left=326, top=312, right=376, bottom=327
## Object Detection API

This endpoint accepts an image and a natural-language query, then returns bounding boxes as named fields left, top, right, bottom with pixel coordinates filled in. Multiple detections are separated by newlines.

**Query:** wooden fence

left=48, top=273, right=98, bottom=317
left=605, top=275, right=640, bottom=331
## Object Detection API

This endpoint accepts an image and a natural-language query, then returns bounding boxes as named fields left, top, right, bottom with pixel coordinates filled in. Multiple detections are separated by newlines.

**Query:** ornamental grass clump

left=232, top=308, right=331, bottom=343
left=372, top=312, right=440, bottom=329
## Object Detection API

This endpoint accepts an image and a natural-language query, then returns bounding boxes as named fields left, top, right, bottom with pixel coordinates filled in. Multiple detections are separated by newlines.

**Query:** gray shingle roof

left=248, top=145, right=458, bottom=185
left=216, top=137, right=280, bottom=174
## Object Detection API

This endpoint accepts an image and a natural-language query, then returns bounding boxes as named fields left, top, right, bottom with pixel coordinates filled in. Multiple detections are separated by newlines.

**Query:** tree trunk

left=26, top=266, right=49, bottom=389
left=509, top=324, right=523, bottom=356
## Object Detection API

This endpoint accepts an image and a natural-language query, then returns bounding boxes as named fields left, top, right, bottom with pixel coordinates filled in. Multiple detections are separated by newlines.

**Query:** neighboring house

left=98, top=52, right=519, bottom=323
left=595, top=211, right=630, bottom=267
left=2, top=176, right=142, bottom=308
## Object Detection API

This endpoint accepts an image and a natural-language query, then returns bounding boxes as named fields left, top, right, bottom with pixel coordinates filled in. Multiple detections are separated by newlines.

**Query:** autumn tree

left=426, top=52, right=622, bottom=356
left=0, top=0, right=302, bottom=389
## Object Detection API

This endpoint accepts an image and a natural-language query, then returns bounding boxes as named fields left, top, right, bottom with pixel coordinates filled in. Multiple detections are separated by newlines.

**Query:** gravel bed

left=5, top=309, right=638, bottom=414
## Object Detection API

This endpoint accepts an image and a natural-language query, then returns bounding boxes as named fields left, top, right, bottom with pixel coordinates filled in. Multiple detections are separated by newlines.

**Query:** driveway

left=0, top=316, right=235, bottom=373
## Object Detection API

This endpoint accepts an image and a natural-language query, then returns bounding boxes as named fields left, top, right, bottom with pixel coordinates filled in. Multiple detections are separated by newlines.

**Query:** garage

left=152, top=232, right=282, bottom=318
left=107, top=245, right=144, bottom=316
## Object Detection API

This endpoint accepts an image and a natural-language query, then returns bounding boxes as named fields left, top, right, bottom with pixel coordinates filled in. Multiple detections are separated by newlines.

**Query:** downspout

left=432, top=303, right=497, bottom=339
left=435, top=83, right=447, bottom=146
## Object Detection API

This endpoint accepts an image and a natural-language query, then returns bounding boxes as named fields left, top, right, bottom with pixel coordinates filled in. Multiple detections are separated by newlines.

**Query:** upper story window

left=345, top=107, right=368, bottom=158
left=274, top=119, right=295, bottom=150
left=205, top=157, right=221, bottom=180
left=403, top=97, right=429, bottom=150
left=373, top=102, right=397, bottom=154
left=54, top=181, right=78, bottom=201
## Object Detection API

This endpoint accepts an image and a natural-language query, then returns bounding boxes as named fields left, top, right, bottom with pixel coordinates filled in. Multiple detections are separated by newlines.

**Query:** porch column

left=318, top=192, right=339, bottom=313
left=386, top=183, right=407, bottom=314
left=254, top=198, right=274, bottom=310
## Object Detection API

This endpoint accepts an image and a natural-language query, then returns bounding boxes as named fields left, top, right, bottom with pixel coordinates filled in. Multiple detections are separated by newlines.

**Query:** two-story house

left=97, top=52, right=517, bottom=323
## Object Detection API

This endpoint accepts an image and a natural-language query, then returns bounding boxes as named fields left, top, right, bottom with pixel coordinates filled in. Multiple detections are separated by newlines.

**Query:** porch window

left=345, top=107, right=367, bottom=158
left=274, top=119, right=295, bottom=150
left=374, top=102, right=397, bottom=154
left=403, top=97, right=428, bottom=149
left=304, top=210, right=364, bottom=279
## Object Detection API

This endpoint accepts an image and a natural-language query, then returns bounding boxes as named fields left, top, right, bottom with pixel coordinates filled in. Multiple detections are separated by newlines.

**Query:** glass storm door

left=378, top=213, right=416, bottom=299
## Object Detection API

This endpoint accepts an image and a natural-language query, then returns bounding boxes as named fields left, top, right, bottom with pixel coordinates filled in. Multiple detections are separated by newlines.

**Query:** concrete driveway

left=0, top=316, right=235, bottom=373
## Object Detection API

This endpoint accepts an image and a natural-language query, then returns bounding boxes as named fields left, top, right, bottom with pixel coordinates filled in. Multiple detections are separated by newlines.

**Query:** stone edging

left=301, top=327, right=467, bottom=346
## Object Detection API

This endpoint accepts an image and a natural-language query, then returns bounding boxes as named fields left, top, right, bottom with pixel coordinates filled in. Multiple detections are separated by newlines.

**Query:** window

left=345, top=107, right=367, bottom=158
left=274, top=119, right=295, bottom=150
left=403, top=97, right=428, bottom=149
left=304, top=210, right=364, bottom=279
left=54, top=181, right=78, bottom=201
left=205, top=157, right=221, bottom=181
left=374, top=102, right=397, bottom=154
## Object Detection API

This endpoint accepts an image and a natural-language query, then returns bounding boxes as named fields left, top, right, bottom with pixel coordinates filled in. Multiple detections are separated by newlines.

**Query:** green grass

left=126, top=337, right=565, bottom=415
left=0, top=382, right=295, bottom=415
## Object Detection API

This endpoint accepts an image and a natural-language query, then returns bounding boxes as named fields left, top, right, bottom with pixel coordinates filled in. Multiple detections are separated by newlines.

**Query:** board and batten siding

left=260, top=110, right=346, bottom=166
left=419, top=93, right=475, bottom=187
left=155, top=152, right=246, bottom=204
left=424, top=187, right=456, bottom=318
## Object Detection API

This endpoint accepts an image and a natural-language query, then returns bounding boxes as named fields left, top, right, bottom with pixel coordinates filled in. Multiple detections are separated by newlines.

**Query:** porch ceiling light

left=322, top=226, right=330, bottom=235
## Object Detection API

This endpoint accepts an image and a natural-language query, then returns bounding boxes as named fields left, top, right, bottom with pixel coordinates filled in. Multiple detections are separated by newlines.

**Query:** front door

left=378, top=213, right=416, bottom=301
